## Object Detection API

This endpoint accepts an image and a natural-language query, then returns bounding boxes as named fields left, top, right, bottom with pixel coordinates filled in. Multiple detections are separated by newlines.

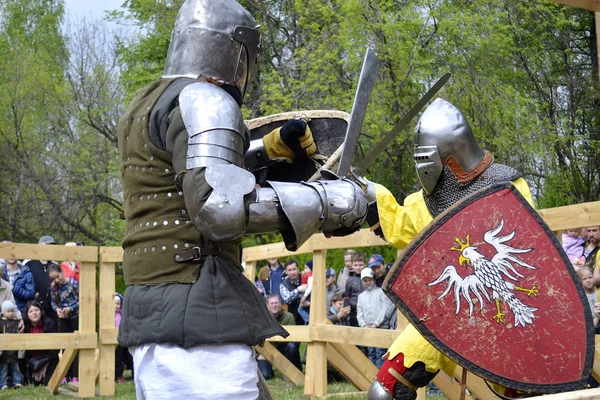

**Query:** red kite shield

left=384, top=182, right=593, bottom=393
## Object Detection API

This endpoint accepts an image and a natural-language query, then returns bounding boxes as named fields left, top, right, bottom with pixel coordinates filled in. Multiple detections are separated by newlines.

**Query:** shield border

left=383, top=181, right=594, bottom=393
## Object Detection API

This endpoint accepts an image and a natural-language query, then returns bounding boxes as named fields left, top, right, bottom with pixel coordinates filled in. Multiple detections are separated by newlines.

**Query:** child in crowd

left=327, top=293, right=351, bottom=325
left=346, top=252, right=367, bottom=327
left=60, top=242, right=81, bottom=282
left=577, top=267, right=597, bottom=320
left=563, top=228, right=585, bottom=269
left=298, top=260, right=314, bottom=324
left=48, top=263, right=79, bottom=383
left=0, top=300, right=22, bottom=389
left=357, top=268, right=394, bottom=369
left=114, top=293, right=133, bottom=383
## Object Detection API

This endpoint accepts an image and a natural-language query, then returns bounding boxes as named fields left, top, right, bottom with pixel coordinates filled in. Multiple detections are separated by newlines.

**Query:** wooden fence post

left=98, top=248, right=117, bottom=396
left=304, top=249, right=328, bottom=398
left=78, top=261, right=97, bottom=397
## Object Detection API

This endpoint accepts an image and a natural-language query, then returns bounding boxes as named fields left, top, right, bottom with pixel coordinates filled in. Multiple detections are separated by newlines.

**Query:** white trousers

left=131, top=343, right=259, bottom=400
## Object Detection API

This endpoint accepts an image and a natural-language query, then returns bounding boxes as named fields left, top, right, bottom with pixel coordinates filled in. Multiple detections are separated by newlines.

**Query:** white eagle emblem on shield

left=428, top=219, right=540, bottom=327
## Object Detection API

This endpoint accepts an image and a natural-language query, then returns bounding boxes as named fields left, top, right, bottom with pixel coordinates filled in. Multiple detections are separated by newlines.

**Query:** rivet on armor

left=188, top=29, right=191, bottom=33
left=186, top=221, right=190, bottom=224
left=163, top=221, right=168, bottom=225
left=149, top=167, right=153, bottom=172
left=185, top=243, right=190, bottom=247
left=162, top=246, right=167, bottom=250
left=154, top=194, right=158, bottom=198
left=144, top=144, right=148, bottom=148
left=150, top=156, right=154, bottom=161
left=151, top=246, right=156, bottom=251
left=178, top=191, right=183, bottom=196
left=153, top=222, right=158, bottom=226
left=146, top=106, right=150, bottom=110
left=175, top=255, right=181, bottom=260
left=136, top=166, right=139, bottom=171
left=168, top=193, right=172, bottom=197
left=126, top=136, right=129, bottom=140
left=139, top=196, right=143, bottom=201
left=144, top=248, right=147, bottom=253
left=142, top=167, right=146, bottom=172
left=146, top=222, right=150, bottom=226
left=330, top=201, right=335, bottom=205
left=175, top=220, right=180, bottom=225
left=165, top=168, right=170, bottom=173
left=174, top=244, right=179, bottom=249
left=147, top=195, right=150, bottom=199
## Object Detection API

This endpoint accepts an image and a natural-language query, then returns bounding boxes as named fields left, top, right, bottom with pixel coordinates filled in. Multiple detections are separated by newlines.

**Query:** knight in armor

left=116, top=1, right=369, bottom=398
left=366, top=98, right=534, bottom=400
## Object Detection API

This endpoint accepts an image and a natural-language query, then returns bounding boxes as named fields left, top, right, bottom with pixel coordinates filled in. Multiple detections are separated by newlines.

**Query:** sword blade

left=353, top=73, right=451, bottom=176
left=336, top=47, right=379, bottom=177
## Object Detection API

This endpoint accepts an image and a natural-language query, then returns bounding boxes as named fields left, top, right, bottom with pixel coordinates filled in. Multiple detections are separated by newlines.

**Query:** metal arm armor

left=244, top=138, right=272, bottom=172
left=193, top=165, right=368, bottom=249
left=180, top=82, right=367, bottom=247
left=180, top=81, right=246, bottom=169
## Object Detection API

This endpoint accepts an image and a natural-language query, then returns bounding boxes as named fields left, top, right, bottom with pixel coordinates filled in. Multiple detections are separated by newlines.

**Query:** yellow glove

left=262, top=119, right=316, bottom=163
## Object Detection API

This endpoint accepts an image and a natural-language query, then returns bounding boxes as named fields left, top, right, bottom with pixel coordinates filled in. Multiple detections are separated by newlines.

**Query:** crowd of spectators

left=253, top=226, right=600, bottom=380
left=567, top=226, right=600, bottom=328
left=253, top=249, right=397, bottom=378
left=0, top=235, right=133, bottom=389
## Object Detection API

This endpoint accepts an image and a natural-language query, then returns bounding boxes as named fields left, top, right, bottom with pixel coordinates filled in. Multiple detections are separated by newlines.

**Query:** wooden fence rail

left=0, top=199, right=599, bottom=398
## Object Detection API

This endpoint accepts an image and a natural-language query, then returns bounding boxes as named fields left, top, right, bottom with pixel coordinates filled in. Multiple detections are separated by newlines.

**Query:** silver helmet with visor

left=414, top=98, right=485, bottom=195
left=163, top=0, right=261, bottom=99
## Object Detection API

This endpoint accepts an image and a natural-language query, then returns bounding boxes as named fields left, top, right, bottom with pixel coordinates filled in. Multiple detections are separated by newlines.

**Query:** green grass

left=0, top=375, right=448, bottom=399
left=0, top=378, right=362, bottom=399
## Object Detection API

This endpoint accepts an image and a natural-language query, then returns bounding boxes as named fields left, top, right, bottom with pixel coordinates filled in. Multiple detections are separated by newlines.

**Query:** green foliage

left=2, top=0, right=599, bottom=249
left=0, top=1, right=126, bottom=245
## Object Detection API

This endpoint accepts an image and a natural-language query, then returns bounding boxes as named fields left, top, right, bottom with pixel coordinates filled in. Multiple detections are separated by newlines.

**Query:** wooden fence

left=0, top=199, right=599, bottom=398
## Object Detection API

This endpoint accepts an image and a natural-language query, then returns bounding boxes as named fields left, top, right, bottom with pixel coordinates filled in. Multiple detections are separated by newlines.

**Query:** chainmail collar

left=424, top=163, right=521, bottom=218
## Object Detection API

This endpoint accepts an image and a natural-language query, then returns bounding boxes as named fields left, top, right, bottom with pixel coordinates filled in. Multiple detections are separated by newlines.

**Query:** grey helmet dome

left=163, top=0, right=261, bottom=99
left=413, top=98, right=485, bottom=194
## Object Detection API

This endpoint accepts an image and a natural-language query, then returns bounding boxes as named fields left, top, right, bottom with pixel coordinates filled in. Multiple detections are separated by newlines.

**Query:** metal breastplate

left=424, top=163, right=521, bottom=218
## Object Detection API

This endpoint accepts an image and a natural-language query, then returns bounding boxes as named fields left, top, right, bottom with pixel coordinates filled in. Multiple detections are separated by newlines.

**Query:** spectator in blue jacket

left=0, top=240, right=35, bottom=314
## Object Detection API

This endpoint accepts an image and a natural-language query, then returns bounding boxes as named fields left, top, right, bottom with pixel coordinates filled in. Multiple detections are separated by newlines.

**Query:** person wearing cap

left=357, top=268, right=394, bottom=369
left=23, top=236, right=57, bottom=323
left=368, top=254, right=389, bottom=288
left=0, top=300, right=23, bottom=389
left=325, top=267, right=343, bottom=313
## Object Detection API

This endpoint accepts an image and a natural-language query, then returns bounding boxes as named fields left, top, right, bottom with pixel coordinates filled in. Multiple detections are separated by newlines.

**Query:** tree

left=0, top=1, right=126, bottom=245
